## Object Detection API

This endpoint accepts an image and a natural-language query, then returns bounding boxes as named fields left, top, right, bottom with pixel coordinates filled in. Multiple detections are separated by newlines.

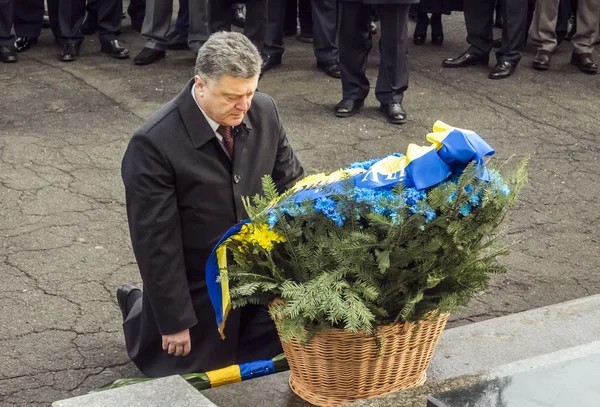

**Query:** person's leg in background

left=335, top=1, right=371, bottom=117
left=97, top=0, right=130, bottom=58
left=55, top=0, right=86, bottom=62
left=14, top=0, right=45, bottom=52
left=311, top=0, right=340, bottom=78
left=262, top=0, right=285, bottom=71
left=0, top=0, right=17, bottom=62
left=134, top=0, right=174, bottom=65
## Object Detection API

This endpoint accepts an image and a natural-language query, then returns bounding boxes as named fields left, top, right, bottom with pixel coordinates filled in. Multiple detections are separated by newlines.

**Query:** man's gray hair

left=195, top=32, right=262, bottom=83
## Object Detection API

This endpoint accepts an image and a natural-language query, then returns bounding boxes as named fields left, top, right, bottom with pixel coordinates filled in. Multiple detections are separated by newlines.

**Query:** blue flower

left=266, top=212, right=278, bottom=229
left=404, top=188, right=426, bottom=205
left=314, top=197, right=346, bottom=226
left=459, top=203, right=471, bottom=216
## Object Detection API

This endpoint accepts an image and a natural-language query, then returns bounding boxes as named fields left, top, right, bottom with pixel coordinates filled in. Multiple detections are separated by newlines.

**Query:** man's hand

left=162, top=329, right=191, bottom=357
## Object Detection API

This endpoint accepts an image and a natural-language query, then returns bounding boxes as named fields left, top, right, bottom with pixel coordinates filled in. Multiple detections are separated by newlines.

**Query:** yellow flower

left=231, top=223, right=286, bottom=252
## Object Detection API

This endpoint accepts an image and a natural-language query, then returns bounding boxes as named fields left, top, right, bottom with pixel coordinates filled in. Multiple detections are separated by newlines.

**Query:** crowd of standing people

left=0, top=0, right=598, bottom=124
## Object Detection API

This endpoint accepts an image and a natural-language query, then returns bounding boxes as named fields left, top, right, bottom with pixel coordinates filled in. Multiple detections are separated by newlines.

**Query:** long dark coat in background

left=121, top=79, right=305, bottom=377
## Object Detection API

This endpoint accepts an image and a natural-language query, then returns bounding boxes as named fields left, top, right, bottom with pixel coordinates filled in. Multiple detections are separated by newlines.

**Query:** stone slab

left=427, top=352, right=600, bottom=407
left=52, top=376, right=217, bottom=407
left=428, top=294, right=600, bottom=381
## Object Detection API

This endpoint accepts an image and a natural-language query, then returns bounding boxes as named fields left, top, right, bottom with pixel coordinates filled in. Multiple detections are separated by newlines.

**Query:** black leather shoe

left=317, top=60, right=341, bottom=79
left=232, top=5, right=245, bottom=27
left=370, top=21, right=378, bottom=35
left=430, top=15, right=443, bottom=45
left=335, top=99, right=364, bottom=118
left=15, top=37, right=38, bottom=52
left=492, top=38, right=502, bottom=48
left=380, top=103, right=407, bottom=124
left=489, top=60, right=517, bottom=79
left=58, top=43, right=79, bottom=62
left=101, top=40, right=130, bottom=59
left=442, top=51, right=489, bottom=68
left=117, top=283, right=141, bottom=321
left=571, top=52, right=598, bottom=74
left=134, top=47, right=165, bottom=65
left=532, top=50, right=551, bottom=71
left=82, top=12, right=98, bottom=35
left=413, top=13, right=428, bottom=45
left=261, top=54, right=281, bottom=72
left=0, top=45, right=17, bottom=63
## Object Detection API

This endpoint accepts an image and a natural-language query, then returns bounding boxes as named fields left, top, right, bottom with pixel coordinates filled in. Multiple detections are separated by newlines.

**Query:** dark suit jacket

left=121, top=79, right=305, bottom=377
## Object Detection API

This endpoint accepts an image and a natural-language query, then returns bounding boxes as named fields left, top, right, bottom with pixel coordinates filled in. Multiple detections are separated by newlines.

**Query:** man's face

left=194, top=74, right=259, bottom=127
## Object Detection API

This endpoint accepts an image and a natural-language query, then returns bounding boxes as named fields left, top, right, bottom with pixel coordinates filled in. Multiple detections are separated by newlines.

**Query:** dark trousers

left=464, top=0, right=528, bottom=63
left=52, top=0, right=123, bottom=45
left=556, top=0, right=576, bottom=40
left=284, top=0, right=313, bottom=35
left=0, top=0, right=14, bottom=46
left=264, top=0, right=337, bottom=63
left=127, top=0, right=146, bottom=22
left=14, top=0, right=49, bottom=38
left=339, top=2, right=409, bottom=104
left=211, top=0, right=267, bottom=51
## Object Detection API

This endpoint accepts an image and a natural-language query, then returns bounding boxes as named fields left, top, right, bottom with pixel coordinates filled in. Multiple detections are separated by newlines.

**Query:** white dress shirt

left=191, top=83, right=223, bottom=142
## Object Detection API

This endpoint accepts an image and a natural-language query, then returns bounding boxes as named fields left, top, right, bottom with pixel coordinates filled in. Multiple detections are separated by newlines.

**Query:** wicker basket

left=278, top=313, right=449, bottom=407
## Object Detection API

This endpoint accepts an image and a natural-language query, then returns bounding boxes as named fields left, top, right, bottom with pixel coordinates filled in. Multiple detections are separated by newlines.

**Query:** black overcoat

left=121, top=79, right=305, bottom=377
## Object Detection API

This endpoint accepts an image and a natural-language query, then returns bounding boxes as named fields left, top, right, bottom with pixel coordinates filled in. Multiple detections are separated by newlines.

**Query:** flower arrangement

left=206, top=122, right=528, bottom=342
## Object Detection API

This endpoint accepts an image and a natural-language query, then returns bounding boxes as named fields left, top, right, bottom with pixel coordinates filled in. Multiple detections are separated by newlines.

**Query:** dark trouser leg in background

left=339, top=1, right=371, bottom=101
left=55, top=0, right=86, bottom=45
left=14, top=0, right=45, bottom=38
left=496, top=0, right=527, bottom=63
left=263, top=0, right=286, bottom=59
left=311, top=0, right=338, bottom=64
left=464, top=0, right=496, bottom=57
left=0, top=0, right=15, bottom=46
left=375, top=3, right=409, bottom=105
left=243, top=0, right=268, bottom=51
left=97, top=0, right=123, bottom=44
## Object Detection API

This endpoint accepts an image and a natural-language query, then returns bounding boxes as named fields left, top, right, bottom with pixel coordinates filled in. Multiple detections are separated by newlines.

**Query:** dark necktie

left=217, top=125, right=234, bottom=156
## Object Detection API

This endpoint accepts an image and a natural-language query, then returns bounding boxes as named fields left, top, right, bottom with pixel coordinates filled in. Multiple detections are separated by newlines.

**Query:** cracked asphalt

left=1, top=12, right=599, bottom=407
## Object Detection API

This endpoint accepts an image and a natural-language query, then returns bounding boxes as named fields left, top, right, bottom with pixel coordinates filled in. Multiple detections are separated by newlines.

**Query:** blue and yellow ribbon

left=205, top=121, right=495, bottom=334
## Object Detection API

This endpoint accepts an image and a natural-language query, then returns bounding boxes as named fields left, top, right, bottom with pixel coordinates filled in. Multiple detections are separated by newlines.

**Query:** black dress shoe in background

left=317, top=60, right=341, bottom=79
left=261, top=54, right=281, bottom=72
left=0, top=45, right=17, bottom=63
left=442, top=51, right=489, bottom=68
left=370, top=21, right=378, bottom=35
left=14, top=37, right=38, bottom=52
left=489, top=60, right=517, bottom=79
left=380, top=103, right=407, bottom=124
left=101, top=40, right=130, bottom=59
left=413, top=13, right=429, bottom=45
left=565, top=13, right=576, bottom=41
left=134, top=47, right=165, bottom=65
left=82, top=12, right=98, bottom=35
left=232, top=5, right=245, bottom=27
left=492, top=38, right=502, bottom=48
left=571, top=52, right=598, bottom=74
left=335, top=99, right=363, bottom=117
left=117, top=283, right=141, bottom=321
left=58, top=43, right=79, bottom=62
left=532, top=50, right=551, bottom=70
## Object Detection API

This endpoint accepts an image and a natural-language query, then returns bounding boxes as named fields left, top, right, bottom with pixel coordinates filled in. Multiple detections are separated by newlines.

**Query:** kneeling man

left=119, top=31, right=305, bottom=377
